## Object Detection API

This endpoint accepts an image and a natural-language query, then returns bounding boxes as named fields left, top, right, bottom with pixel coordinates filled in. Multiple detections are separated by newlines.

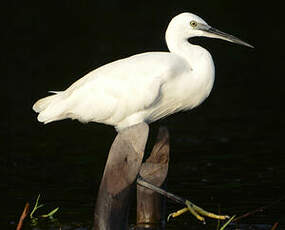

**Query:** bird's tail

left=32, top=92, right=67, bottom=124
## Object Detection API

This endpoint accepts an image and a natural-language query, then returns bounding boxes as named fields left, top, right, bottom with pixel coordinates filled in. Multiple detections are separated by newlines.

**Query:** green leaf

left=41, top=207, right=59, bottom=219
left=30, top=194, right=42, bottom=219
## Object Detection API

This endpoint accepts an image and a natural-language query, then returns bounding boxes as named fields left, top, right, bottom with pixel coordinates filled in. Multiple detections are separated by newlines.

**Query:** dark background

left=3, top=0, right=285, bottom=229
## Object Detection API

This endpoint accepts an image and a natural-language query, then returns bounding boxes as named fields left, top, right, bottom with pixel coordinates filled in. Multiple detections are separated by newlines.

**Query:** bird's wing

left=62, top=52, right=188, bottom=125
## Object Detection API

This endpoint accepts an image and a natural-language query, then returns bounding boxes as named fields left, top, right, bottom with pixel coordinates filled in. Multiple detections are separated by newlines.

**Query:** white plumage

left=33, top=12, right=252, bottom=130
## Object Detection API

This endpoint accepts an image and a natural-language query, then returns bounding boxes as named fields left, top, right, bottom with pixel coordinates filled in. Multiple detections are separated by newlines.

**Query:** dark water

left=3, top=0, right=285, bottom=229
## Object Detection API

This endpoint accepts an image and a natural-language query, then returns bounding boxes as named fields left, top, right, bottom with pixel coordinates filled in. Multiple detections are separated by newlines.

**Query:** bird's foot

left=167, top=200, right=229, bottom=223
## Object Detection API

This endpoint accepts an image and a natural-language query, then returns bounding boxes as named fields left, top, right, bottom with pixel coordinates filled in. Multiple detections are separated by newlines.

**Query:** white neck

left=165, top=25, right=213, bottom=73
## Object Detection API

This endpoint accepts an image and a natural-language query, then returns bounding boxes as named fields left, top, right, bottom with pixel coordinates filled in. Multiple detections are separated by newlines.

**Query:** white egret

left=33, top=12, right=252, bottom=130
left=33, top=13, right=253, bottom=222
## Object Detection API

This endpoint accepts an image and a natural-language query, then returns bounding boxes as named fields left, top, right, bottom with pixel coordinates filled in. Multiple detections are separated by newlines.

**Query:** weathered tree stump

left=93, top=124, right=227, bottom=230
left=93, top=123, right=149, bottom=230
left=136, top=127, right=169, bottom=230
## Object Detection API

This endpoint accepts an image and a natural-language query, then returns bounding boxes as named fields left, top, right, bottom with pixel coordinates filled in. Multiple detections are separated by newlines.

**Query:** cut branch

left=93, top=123, right=149, bottom=230
left=136, top=126, right=170, bottom=229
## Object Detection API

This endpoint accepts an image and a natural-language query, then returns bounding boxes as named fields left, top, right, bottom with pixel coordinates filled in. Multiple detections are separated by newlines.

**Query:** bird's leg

left=137, top=177, right=229, bottom=223
left=168, top=199, right=229, bottom=223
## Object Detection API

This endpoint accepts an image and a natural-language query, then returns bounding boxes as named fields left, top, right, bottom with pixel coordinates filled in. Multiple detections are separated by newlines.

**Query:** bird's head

left=166, top=12, right=253, bottom=48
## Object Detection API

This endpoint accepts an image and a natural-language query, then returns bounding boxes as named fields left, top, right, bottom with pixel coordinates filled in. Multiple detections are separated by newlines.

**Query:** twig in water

left=16, top=202, right=29, bottom=230
left=234, top=197, right=285, bottom=222
left=270, top=222, right=279, bottom=230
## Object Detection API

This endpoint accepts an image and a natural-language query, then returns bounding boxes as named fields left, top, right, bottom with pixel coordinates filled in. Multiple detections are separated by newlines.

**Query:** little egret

left=33, top=12, right=252, bottom=130
left=33, top=12, right=253, bottom=222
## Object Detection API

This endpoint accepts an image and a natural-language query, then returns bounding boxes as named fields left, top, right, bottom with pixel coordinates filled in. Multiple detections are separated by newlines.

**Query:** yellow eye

left=190, top=20, right=198, bottom=28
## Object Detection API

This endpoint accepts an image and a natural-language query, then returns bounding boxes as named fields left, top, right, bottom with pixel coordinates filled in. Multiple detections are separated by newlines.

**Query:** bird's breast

left=147, top=53, right=215, bottom=122
left=169, top=67, right=215, bottom=109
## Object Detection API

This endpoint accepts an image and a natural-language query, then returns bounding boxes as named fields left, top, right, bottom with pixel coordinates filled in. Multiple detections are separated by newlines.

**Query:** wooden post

left=136, top=127, right=169, bottom=229
left=93, top=123, right=149, bottom=230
